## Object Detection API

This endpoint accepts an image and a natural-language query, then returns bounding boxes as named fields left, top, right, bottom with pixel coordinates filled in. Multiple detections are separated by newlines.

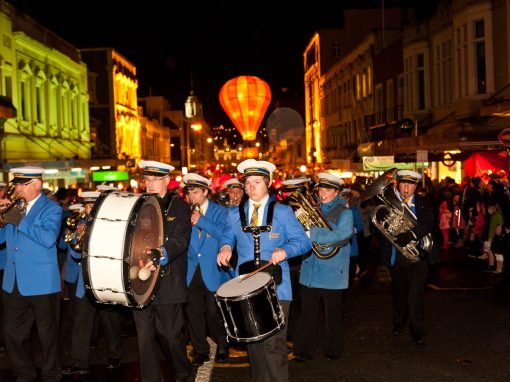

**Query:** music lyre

left=239, top=262, right=272, bottom=282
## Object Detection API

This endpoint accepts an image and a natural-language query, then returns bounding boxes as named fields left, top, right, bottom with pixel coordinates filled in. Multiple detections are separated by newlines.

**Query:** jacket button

left=198, top=253, right=201, bottom=257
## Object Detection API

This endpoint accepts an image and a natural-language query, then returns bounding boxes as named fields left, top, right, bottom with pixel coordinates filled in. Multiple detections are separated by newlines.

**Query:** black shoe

left=294, top=353, right=313, bottom=362
left=325, top=354, right=340, bottom=361
left=215, top=347, right=229, bottom=363
left=414, top=335, right=426, bottom=345
left=106, top=358, right=120, bottom=369
left=191, top=353, right=210, bottom=367
left=392, top=327, right=404, bottom=336
left=62, top=366, right=90, bottom=376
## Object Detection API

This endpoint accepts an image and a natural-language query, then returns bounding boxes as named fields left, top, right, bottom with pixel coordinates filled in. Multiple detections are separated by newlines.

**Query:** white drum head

left=216, top=272, right=271, bottom=298
left=84, top=192, right=163, bottom=308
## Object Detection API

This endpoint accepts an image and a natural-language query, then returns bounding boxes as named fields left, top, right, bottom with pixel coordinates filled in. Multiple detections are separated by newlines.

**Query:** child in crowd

left=439, top=200, right=452, bottom=249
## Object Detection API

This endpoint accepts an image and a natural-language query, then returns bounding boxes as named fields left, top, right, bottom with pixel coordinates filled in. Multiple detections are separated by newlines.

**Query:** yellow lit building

left=0, top=1, right=91, bottom=182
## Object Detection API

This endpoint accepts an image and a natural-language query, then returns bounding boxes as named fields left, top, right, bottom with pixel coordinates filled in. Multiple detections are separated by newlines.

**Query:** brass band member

left=63, top=191, right=123, bottom=375
left=217, top=159, right=312, bottom=382
left=183, top=173, right=231, bottom=366
left=134, top=160, right=193, bottom=382
left=380, top=170, right=439, bottom=345
left=293, top=173, right=353, bottom=362
left=223, top=177, right=245, bottom=207
left=0, top=166, right=62, bottom=381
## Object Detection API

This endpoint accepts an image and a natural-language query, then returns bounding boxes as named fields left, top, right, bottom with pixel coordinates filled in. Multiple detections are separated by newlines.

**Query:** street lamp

left=184, top=90, right=203, bottom=171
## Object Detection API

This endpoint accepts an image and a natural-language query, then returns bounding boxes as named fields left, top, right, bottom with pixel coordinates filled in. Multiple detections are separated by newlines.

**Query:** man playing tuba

left=292, top=172, right=353, bottom=362
left=379, top=170, right=439, bottom=345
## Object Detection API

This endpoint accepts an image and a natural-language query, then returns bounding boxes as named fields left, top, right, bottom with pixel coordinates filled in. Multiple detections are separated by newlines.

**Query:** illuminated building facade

left=303, top=8, right=404, bottom=172
left=0, top=1, right=91, bottom=181
left=81, top=48, right=141, bottom=161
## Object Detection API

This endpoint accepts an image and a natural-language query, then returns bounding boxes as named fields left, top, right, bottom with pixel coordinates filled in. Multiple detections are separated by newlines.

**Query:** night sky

left=9, top=0, right=434, bottom=127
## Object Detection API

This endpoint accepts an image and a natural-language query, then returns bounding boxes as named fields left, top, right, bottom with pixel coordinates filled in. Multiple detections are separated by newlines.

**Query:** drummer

left=62, top=191, right=123, bottom=376
left=133, top=160, right=193, bottom=382
left=217, top=159, right=312, bottom=382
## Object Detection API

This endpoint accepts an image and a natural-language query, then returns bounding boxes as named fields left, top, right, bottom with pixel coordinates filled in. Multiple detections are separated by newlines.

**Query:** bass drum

left=82, top=191, right=163, bottom=308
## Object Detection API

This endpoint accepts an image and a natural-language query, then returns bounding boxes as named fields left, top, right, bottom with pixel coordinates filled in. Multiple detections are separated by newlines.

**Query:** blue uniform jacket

left=350, top=205, right=363, bottom=257
left=0, top=192, right=62, bottom=296
left=300, top=196, right=353, bottom=290
left=68, top=246, right=86, bottom=298
left=63, top=245, right=80, bottom=284
left=220, top=196, right=312, bottom=301
left=186, top=201, right=232, bottom=291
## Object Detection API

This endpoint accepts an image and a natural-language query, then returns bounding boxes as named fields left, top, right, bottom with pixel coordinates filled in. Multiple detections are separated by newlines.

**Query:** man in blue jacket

left=0, top=166, right=63, bottom=381
left=292, top=172, right=353, bottom=362
left=217, top=159, right=312, bottom=382
left=183, top=173, right=231, bottom=366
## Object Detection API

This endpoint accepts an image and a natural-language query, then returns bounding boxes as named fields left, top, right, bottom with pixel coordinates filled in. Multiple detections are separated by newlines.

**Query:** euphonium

left=0, top=183, right=28, bottom=227
left=280, top=184, right=340, bottom=259
left=363, top=168, right=433, bottom=261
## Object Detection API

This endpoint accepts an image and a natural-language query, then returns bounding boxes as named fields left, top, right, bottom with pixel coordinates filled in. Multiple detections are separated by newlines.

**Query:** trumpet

left=64, top=211, right=87, bottom=252
left=0, top=183, right=28, bottom=227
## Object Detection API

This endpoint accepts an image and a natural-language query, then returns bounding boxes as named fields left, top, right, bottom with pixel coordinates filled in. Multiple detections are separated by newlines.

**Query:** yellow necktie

left=250, top=204, right=261, bottom=226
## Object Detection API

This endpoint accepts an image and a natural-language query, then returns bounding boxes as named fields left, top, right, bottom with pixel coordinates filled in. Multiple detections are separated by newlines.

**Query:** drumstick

left=239, top=262, right=273, bottom=282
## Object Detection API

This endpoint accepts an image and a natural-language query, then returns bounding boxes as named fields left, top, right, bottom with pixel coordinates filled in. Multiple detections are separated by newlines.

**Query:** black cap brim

left=11, top=177, right=36, bottom=184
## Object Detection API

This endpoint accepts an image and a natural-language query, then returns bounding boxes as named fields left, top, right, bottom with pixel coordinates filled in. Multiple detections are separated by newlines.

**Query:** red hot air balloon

left=219, top=76, right=272, bottom=141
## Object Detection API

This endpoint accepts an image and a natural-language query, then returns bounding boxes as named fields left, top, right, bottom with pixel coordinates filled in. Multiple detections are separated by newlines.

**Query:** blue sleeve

left=311, top=208, right=353, bottom=247
left=160, top=247, right=168, bottom=266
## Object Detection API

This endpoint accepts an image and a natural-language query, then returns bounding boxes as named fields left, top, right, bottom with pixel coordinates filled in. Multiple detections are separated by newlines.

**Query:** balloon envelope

left=266, top=107, right=304, bottom=145
left=219, top=76, right=271, bottom=141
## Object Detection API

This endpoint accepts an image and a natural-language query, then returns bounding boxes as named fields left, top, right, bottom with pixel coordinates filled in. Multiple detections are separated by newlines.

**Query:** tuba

left=0, top=183, right=28, bottom=227
left=363, top=168, right=433, bottom=261
left=280, top=184, right=340, bottom=259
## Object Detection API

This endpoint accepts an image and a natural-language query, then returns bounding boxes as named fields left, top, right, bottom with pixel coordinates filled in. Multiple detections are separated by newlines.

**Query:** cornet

left=0, top=183, right=27, bottom=227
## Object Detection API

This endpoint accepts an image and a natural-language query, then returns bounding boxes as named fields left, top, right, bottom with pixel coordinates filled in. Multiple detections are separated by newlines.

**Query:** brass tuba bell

left=280, top=184, right=340, bottom=259
left=363, top=168, right=433, bottom=261
left=0, top=183, right=28, bottom=227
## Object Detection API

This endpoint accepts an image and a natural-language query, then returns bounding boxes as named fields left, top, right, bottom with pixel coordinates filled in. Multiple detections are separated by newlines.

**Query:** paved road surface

left=1, top=249, right=509, bottom=381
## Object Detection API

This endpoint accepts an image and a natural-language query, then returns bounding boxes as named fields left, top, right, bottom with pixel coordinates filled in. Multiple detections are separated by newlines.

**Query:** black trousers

left=70, top=295, right=122, bottom=368
left=293, top=286, right=344, bottom=358
left=3, top=286, right=61, bottom=382
left=185, top=266, right=227, bottom=356
left=133, top=303, right=191, bottom=382
left=389, top=257, right=428, bottom=337
left=246, top=300, right=290, bottom=382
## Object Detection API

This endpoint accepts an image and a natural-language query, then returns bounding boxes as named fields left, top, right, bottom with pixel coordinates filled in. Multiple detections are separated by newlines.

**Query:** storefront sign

left=362, top=156, right=415, bottom=171
left=92, top=171, right=128, bottom=182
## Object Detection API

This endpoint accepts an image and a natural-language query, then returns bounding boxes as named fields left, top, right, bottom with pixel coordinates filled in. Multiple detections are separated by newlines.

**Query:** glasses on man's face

left=143, top=177, right=166, bottom=184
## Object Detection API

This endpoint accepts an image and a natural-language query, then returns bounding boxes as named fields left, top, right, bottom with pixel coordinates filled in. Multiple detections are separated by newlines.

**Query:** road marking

left=427, top=283, right=493, bottom=291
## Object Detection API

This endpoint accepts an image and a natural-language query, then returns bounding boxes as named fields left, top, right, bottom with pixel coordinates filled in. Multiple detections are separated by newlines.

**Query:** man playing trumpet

left=0, top=166, right=62, bottom=381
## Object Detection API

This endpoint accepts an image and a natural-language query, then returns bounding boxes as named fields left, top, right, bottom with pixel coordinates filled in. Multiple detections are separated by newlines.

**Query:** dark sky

left=10, top=0, right=433, bottom=127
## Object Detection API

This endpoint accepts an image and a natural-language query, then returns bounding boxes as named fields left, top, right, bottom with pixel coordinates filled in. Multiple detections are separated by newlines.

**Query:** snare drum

left=82, top=191, right=163, bottom=308
left=215, top=272, right=285, bottom=343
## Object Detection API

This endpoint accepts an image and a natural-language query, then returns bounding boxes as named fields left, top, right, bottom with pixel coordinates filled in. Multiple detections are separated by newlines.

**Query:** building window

left=433, top=39, right=452, bottom=106
left=332, top=42, right=342, bottom=58
left=374, top=85, right=383, bottom=124
left=356, top=74, right=361, bottom=101
left=362, top=69, right=367, bottom=98
left=417, top=53, right=425, bottom=110
left=474, top=20, right=486, bottom=94
left=386, top=79, right=394, bottom=122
